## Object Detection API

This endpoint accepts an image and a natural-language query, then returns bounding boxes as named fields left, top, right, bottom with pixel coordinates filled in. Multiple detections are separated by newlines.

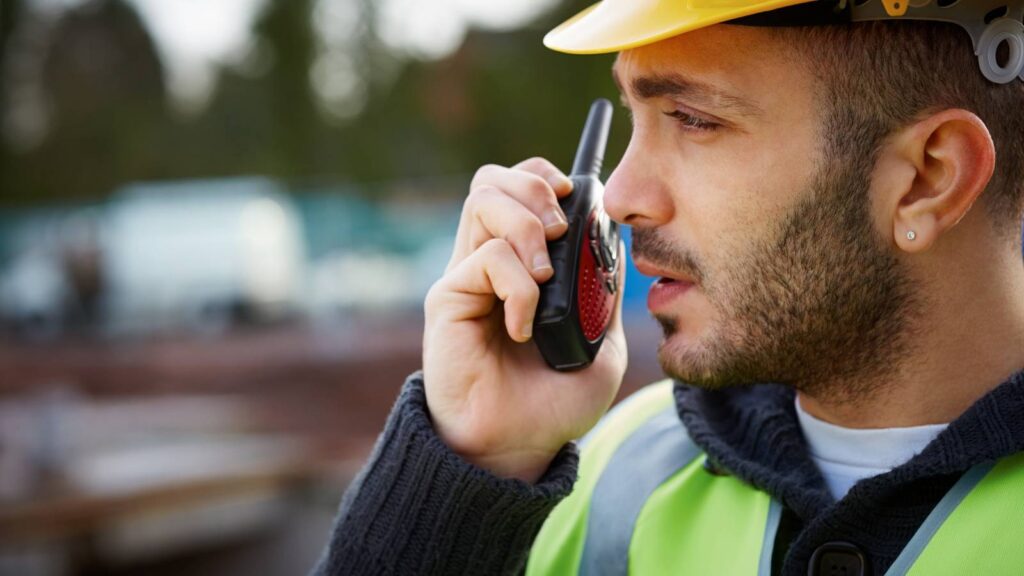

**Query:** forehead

left=611, top=25, right=813, bottom=117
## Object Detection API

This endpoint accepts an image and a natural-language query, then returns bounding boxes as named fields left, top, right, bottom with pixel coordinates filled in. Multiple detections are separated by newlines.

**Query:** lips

left=646, top=276, right=694, bottom=312
left=633, top=259, right=697, bottom=285
left=634, top=258, right=697, bottom=313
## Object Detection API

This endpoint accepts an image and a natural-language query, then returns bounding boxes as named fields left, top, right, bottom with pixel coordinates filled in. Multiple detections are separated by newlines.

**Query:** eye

left=663, top=109, right=720, bottom=132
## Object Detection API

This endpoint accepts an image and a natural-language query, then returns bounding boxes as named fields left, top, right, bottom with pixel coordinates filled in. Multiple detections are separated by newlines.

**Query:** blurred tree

left=324, top=0, right=628, bottom=189
left=0, top=0, right=20, bottom=177
left=252, top=0, right=318, bottom=177
left=0, top=0, right=630, bottom=205
left=0, top=0, right=23, bottom=78
left=170, top=0, right=348, bottom=181
left=193, top=0, right=620, bottom=193
left=2, top=0, right=169, bottom=204
left=1, top=0, right=28, bottom=200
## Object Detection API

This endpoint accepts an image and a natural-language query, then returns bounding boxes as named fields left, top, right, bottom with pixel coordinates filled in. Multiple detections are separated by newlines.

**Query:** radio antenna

left=570, top=98, right=613, bottom=178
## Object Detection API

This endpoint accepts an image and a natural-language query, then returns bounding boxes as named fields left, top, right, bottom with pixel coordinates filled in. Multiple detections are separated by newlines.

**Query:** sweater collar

left=673, top=369, right=1024, bottom=521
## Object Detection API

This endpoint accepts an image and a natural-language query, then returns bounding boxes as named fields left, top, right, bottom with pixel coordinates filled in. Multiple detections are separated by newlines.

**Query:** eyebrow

left=611, top=63, right=764, bottom=120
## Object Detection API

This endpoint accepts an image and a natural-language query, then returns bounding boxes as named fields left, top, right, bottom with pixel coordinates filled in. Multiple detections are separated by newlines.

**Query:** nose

left=603, top=137, right=675, bottom=229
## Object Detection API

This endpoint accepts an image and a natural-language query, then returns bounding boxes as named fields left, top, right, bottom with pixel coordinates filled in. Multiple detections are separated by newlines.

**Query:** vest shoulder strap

left=526, top=380, right=677, bottom=576
left=579, top=403, right=702, bottom=575
left=889, top=451, right=1024, bottom=575
left=528, top=379, right=775, bottom=576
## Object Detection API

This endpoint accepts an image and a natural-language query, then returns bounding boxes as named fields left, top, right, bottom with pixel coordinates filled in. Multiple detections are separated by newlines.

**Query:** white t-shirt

left=794, top=396, right=949, bottom=500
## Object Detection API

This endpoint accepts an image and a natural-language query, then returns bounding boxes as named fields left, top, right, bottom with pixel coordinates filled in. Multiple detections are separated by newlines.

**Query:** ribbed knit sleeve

left=312, top=371, right=579, bottom=576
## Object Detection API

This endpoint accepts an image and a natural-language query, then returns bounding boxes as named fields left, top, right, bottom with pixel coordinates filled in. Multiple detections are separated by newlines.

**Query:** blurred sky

left=27, top=0, right=562, bottom=110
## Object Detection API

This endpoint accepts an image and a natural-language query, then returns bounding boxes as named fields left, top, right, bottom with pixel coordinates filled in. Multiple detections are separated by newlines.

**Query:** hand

left=423, top=157, right=627, bottom=483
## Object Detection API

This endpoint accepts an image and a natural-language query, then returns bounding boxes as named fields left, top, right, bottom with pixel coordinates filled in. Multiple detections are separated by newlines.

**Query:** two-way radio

left=533, top=99, right=620, bottom=371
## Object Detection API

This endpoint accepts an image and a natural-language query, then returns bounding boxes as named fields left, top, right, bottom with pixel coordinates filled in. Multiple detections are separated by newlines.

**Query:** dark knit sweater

left=313, top=368, right=1024, bottom=576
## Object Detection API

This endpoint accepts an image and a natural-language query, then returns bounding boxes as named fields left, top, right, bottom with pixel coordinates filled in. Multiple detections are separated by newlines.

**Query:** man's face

left=607, top=25, right=915, bottom=398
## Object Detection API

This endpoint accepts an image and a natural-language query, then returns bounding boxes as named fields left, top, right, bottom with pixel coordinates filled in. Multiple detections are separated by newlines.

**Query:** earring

left=906, top=231, right=917, bottom=241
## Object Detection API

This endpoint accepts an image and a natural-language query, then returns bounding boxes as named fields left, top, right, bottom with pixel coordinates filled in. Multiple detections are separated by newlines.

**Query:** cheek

left=671, top=135, right=816, bottom=256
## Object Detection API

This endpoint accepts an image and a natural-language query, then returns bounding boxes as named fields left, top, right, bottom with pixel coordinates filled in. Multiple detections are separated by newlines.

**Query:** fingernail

left=542, top=209, right=566, bottom=230
left=546, top=173, right=572, bottom=192
left=521, top=323, right=533, bottom=340
left=532, top=252, right=552, bottom=272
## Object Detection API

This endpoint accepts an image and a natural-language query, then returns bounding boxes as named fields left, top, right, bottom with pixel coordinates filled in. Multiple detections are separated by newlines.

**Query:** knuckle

left=520, top=156, right=549, bottom=171
left=545, top=195, right=563, bottom=212
left=471, top=163, right=503, bottom=187
left=481, top=237, right=513, bottom=256
left=512, top=215, right=545, bottom=241
left=464, top=184, right=499, bottom=212
left=467, top=182, right=498, bottom=200
left=510, top=281, right=540, bottom=308
left=519, top=156, right=561, bottom=182
left=424, top=280, right=446, bottom=311
left=524, top=174, right=551, bottom=198
left=522, top=280, right=540, bottom=302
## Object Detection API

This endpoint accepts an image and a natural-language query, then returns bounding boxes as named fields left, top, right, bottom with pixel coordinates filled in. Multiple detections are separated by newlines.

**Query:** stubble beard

left=642, top=149, right=919, bottom=405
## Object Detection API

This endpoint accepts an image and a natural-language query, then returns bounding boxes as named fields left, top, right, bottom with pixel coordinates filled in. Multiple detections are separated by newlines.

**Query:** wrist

left=435, top=422, right=562, bottom=482
left=430, top=414, right=565, bottom=483
left=465, top=449, right=561, bottom=484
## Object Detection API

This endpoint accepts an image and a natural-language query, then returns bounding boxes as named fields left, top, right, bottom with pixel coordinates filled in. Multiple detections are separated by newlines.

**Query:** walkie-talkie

left=533, top=99, right=620, bottom=371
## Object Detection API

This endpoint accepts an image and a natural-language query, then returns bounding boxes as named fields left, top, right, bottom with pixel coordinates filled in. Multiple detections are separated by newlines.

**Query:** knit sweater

left=312, top=368, right=1024, bottom=576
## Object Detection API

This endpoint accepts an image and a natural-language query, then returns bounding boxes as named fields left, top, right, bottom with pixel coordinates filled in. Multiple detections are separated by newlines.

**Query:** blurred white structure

left=0, top=247, right=69, bottom=338
left=102, top=178, right=305, bottom=335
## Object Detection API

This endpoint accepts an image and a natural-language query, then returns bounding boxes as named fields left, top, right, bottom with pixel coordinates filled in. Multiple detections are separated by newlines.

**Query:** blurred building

left=101, top=178, right=305, bottom=336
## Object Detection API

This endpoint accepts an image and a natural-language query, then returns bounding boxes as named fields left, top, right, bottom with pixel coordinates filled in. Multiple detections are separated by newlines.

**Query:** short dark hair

left=772, top=20, right=1024, bottom=242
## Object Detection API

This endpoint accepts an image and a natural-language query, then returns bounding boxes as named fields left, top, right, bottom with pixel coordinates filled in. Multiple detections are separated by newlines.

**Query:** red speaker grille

left=577, top=213, right=615, bottom=342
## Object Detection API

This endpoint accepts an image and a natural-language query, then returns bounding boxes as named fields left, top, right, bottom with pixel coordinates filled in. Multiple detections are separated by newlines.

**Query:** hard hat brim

left=544, top=0, right=819, bottom=54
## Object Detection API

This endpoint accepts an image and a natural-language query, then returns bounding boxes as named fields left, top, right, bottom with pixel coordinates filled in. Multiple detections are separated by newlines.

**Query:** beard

left=633, top=144, right=918, bottom=404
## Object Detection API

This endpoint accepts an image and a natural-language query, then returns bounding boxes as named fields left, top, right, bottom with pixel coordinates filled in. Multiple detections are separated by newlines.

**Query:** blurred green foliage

left=0, top=0, right=630, bottom=206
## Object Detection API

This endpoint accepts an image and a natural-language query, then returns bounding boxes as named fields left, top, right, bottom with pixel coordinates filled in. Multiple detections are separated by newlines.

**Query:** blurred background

left=0, top=1, right=669, bottom=574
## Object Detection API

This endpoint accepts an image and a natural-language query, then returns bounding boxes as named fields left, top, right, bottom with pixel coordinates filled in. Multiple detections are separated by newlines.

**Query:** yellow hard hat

left=548, top=0, right=1024, bottom=84
left=543, top=0, right=1024, bottom=85
left=544, top=0, right=818, bottom=54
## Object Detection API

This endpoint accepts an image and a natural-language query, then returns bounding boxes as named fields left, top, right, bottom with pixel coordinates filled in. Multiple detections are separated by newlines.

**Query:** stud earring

left=906, top=231, right=917, bottom=241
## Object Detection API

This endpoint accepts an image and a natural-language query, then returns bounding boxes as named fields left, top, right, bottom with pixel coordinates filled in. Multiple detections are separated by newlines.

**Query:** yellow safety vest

left=526, top=380, right=1024, bottom=575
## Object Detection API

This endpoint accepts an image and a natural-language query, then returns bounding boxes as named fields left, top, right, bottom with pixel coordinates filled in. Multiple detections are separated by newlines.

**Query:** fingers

left=512, top=157, right=574, bottom=199
left=435, top=157, right=574, bottom=344
left=463, top=186, right=555, bottom=283
left=428, top=239, right=540, bottom=343
left=450, top=159, right=573, bottom=272
left=492, top=160, right=572, bottom=226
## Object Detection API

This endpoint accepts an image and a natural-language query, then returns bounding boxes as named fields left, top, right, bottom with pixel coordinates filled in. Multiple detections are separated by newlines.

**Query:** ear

left=878, top=109, right=995, bottom=253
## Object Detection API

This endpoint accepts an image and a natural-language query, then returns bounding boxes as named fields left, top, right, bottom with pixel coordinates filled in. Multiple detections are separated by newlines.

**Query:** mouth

left=634, top=259, right=698, bottom=285
left=634, top=258, right=698, bottom=314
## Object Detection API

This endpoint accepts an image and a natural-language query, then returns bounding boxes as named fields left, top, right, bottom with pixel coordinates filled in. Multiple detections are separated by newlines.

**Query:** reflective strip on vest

left=579, top=405, right=702, bottom=575
left=884, top=462, right=995, bottom=576
left=890, top=451, right=1024, bottom=575
left=527, top=380, right=778, bottom=575
left=622, top=429, right=775, bottom=575
left=527, top=381, right=679, bottom=576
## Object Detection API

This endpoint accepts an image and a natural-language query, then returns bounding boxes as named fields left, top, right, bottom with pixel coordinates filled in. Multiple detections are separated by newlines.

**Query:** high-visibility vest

left=525, top=380, right=1024, bottom=575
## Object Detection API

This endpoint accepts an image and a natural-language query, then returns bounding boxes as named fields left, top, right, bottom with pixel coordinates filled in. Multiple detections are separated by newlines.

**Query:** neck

left=800, top=242, right=1024, bottom=429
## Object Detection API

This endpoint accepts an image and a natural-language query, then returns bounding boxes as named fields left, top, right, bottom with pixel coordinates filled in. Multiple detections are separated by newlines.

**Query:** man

left=314, top=1, right=1024, bottom=574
